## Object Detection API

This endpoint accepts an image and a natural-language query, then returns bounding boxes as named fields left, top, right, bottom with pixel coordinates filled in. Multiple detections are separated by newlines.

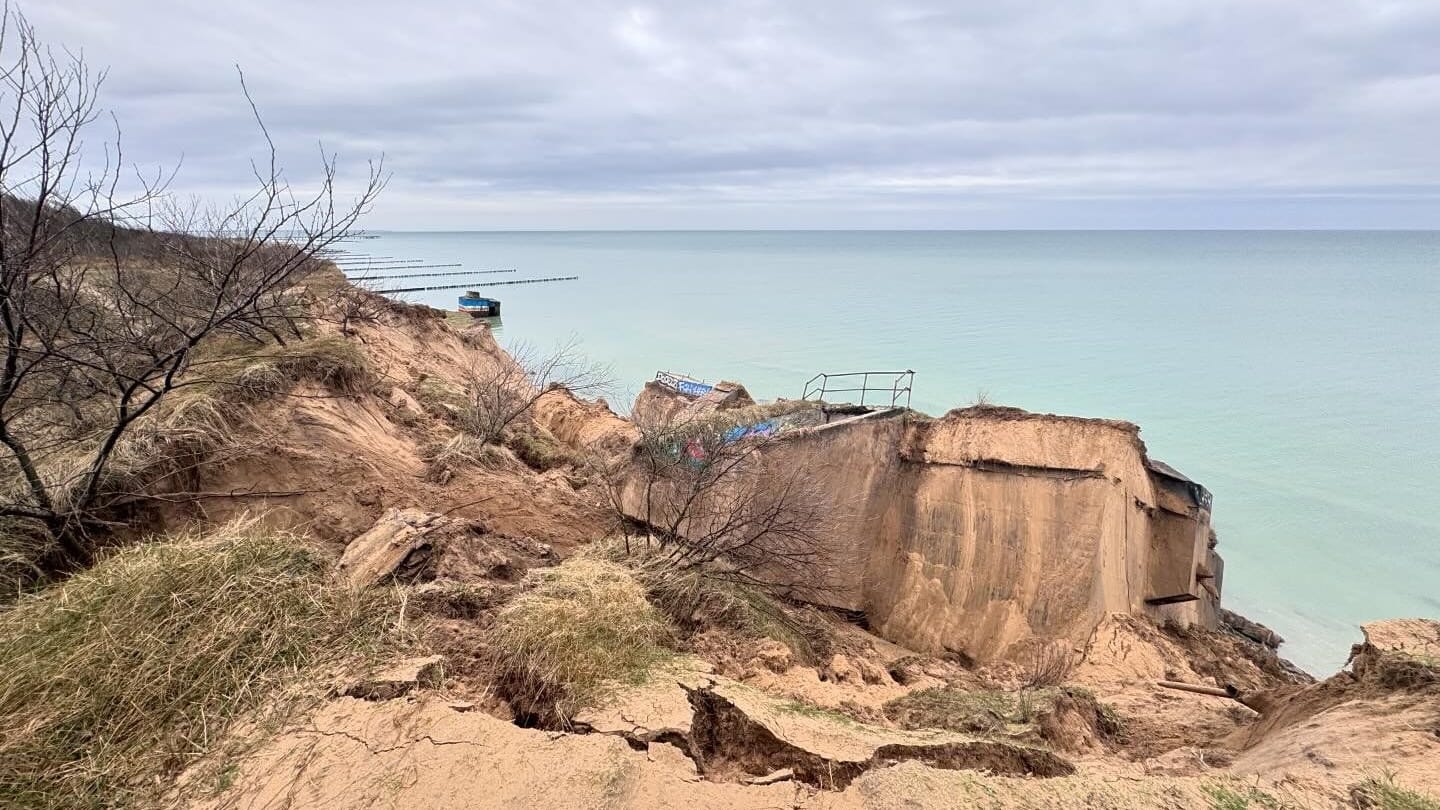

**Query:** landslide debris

left=684, top=679, right=1074, bottom=789
left=883, top=684, right=1125, bottom=753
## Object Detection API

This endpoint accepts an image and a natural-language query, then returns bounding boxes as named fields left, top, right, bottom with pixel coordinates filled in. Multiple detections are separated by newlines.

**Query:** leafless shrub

left=320, top=277, right=393, bottom=337
left=459, top=337, right=610, bottom=445
left=0, top=8, right=384, bottom=575
left=1020, top=643, right=1078, bottom=690
left=606, top=413, right=838, bottom=598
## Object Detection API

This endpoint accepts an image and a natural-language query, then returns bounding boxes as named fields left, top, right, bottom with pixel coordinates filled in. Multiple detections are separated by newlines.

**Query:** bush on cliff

left=488, top=558, right=673, bottom=722
left=590, top=539, right=833, bottom=664
left=0, top=518, right=401, bottom=809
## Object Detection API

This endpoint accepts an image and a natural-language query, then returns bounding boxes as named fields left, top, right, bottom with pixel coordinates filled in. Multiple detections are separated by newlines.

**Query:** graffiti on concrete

left=655, top=370, right=715, bottom=397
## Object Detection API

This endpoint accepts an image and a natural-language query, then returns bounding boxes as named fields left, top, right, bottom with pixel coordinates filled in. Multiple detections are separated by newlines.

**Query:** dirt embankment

left=164, top=308, right=612, bottom=555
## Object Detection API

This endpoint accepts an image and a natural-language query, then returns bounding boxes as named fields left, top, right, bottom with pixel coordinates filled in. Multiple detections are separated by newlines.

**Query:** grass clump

left=0, top=517, right=55, bottom=597
left=422, top=433, right=508, bottom=482
left=488, top=558, right=674, bottom=722
left=265, top=335, right=372, bottom=394
left=414, top=376, right=467, bottom=419
left=885, top=687, right=1041, bottom=734
left=586, top=540, right=831, bottom=664
left=885, top=684, right=1127, bottom=746
left=775, top=698, right=863, bottom=726
left=1203, top=782, right=1283, bottom=810
left=1351, top=774, right=1440, bottom=810
left=0, top=517, right=401, bottom=809
left=187, top=332, right=373, bottom=400
left=503, top=423, right=581, bottom=471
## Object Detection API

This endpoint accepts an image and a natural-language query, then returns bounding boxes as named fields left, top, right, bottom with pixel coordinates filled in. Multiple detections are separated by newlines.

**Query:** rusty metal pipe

left=1157, top=680, right=1273, bottom=714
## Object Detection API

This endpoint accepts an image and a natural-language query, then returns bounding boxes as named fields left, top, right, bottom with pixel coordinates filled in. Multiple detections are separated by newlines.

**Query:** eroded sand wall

left=614, top=405, right=1216, bottom=661
left=861, top=413, right=1160, bottom=658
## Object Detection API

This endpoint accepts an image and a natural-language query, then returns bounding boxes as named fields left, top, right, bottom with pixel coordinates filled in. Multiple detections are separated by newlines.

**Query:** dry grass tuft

left=422, top=433, right=509, bottom=482
left=0, top=517, right=56, bottom=596
left=414, top=377, right=467, bottom=420
left=265, top=335, right=372, bottom=395
left=1351, top=774, right=1440, bottom=810
left=503, top=423, right=582, bottom=471
left=884, top=684, right=1124, bottom=745
left=487, top=558, right=673, bottom=722
left=885, top=687, right=1044, bottom=735
left=26, top=390, right=247, bottom=518
left=186, top=332, right=372, bottom=400
left=0, top=517, right=402, bottom=809
left=1202, top=782, right=1284, bottom=809
left=587, top=540, right=832, bottom=665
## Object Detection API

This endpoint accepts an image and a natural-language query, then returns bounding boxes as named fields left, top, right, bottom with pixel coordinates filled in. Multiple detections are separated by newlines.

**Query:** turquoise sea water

left=353, top=230, right=1440, bottom=675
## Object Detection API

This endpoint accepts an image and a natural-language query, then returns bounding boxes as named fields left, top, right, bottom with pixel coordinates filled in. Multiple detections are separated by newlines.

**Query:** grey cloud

left=19, top=0, right=1440, bottom=227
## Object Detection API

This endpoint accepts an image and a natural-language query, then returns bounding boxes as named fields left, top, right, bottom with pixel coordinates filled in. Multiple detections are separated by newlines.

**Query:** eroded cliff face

left=612, top=398, right=1221, bottom=662
left=868, top=408, right=1195, bottom=660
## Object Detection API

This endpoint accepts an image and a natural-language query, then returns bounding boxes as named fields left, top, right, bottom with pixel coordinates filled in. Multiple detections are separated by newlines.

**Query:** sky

left=22, top=1, right=1440, bottom=229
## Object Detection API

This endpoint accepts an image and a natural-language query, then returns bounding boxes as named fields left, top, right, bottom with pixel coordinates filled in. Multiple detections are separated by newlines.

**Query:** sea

left=351, top=230, right=1440, bottom=676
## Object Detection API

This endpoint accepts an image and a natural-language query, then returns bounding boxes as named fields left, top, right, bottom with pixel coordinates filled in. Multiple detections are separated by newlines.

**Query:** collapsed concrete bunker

left=611, top=378, right=1223, bottom=662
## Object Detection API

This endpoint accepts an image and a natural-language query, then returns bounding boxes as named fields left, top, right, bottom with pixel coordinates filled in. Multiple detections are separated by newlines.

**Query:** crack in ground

left=681, top=685, right=1076, bottom=790
left=300, top=727, right=494, bottom=756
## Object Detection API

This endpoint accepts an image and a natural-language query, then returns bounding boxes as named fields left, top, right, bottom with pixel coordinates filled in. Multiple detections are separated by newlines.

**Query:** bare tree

left=607, top=414, right=836, bottom=595
left=0, top=8, right=383, bottom=573
left=459, top=337, right=610, bottom=444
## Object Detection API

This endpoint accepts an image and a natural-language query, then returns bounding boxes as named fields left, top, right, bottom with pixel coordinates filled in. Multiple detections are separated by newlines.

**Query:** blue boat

left=457, top=291, right=500, bottom=317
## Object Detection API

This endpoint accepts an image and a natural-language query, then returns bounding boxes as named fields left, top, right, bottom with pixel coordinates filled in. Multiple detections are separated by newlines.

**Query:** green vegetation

left=774, top=697, right=863, bottom=726
left=504, top=423, right=582, bottom=471
left=884, top=684, right=1125, bottom=743
left=414, top=376, right=467, bottom=418
left=488, top=558, right=674, bottom=720
left=1351, top=774, right=1440, bottom=810
left=1202, top=782, right=1283, bottom=810
left=885, top=687, right=1043, bottom=734
left=0, top=518, right=402, bottom=809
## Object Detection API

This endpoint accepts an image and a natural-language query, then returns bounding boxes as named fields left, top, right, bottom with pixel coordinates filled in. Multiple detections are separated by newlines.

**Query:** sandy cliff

left=610, top=394, right=1220, bottom=661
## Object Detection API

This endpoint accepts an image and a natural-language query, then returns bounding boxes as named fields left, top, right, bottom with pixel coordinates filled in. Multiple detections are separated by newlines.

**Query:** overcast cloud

left=24, top=1, right=1440, bottom=228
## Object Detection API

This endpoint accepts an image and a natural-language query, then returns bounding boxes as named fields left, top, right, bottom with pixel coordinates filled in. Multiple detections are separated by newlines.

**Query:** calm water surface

left=352, top=230, right=1440, bottom=674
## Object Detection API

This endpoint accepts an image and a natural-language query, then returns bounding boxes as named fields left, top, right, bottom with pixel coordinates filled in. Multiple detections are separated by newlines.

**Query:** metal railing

left=655, top=370, right=715, bottom=398
left=802, top=370, right=914, bottom=408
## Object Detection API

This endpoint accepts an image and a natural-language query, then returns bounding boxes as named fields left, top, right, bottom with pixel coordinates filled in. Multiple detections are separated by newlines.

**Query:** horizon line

left=362, top=226, right=1440, bottom=234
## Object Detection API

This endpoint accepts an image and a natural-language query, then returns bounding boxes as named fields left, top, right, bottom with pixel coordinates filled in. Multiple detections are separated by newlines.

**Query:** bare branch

left=458, top=336, right=611, bottom=445
left=605, top=411, right=840, bottom=600
left=0, top=7, right=385, bottom=579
